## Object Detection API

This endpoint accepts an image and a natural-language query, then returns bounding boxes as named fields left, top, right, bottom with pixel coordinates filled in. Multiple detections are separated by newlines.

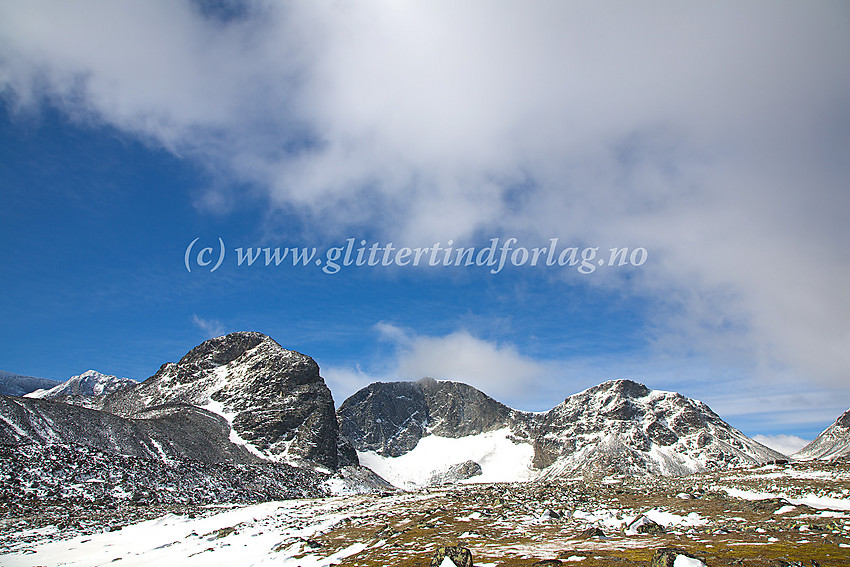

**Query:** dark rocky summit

left=338, top=377, right=517, bottom=457
left=102, top=331, right=346, bottom=470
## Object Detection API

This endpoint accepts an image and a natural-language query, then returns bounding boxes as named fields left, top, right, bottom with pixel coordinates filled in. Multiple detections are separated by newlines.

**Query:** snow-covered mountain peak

left=26, top=370, right=135, bottom=401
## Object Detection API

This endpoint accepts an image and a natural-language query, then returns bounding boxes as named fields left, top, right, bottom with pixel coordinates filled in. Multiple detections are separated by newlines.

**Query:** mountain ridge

left=0, top=371, right=60, bottom=397
left=101, top=332, right=351, bottom=470
left=25, top=369, right=137, bottom=408
left=794, top=407, right=850, bottom=460
left=339, top=377, right=785, bottom=484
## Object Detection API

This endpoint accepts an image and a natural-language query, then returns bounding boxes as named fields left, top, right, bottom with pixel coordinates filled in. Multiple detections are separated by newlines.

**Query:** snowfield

left=356, top=427, right=536, bottom=488
left=2, top=495, right=425, bottom=567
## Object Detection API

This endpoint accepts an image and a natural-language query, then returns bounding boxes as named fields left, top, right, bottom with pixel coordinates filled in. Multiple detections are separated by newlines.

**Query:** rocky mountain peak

left=582, top=379, right=653, bottom=400
left=103, top=332, right=345, bottom=470
left=177, top=331, right=268, bottom=370
left=24, top=370, right=136, bottom=408
left=342, top=377, right=785, bottom=482
left=338, top=378, right=516, bottom=458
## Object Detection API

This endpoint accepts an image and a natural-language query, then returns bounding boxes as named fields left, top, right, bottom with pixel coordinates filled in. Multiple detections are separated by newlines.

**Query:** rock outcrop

left=103, top=332, right=345, bottom=470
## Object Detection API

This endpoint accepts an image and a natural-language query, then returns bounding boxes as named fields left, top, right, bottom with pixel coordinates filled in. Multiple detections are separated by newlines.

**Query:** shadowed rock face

left=338, top=377, right=516, bottom=457
left=102, top=332, right=345, bottom=470
left=337, top=381, right=428, bottom=457
left=0, top=371, right=59, bottom=397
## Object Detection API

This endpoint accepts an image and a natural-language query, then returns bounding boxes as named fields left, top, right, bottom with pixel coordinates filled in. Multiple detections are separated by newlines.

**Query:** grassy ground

left=313, top=460, right=850, bottom=566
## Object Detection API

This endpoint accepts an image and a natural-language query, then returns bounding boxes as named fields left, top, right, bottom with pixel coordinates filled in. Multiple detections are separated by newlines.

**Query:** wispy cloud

left=320, top=363, right=381, bottom=409
left=2, top=1, right=848, bottom=393
left=375, top=322, right=552, bottom=406
left=191, top=314, right=225, bottom=339
left=751, top=434, right=811, bottom=457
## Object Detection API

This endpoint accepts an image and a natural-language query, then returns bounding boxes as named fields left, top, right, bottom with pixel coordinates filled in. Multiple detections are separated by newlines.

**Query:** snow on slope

left=357, top=427, right=535, bottom=489
left=344, top=378, right=785, bottom=486
left=1, top=495, right=389, bottom=567
left=532, top=380, right=785, bottom=478
left=794, top=408, right=850, bottom=461
left=26, top=370, right=135, bottom=400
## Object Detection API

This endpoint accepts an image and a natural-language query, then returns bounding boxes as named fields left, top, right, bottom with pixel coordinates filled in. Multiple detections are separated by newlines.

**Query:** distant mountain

left=102, top=332, right=353, bottom=471
left=0, top=371, right=59, bottom=397
left=338, top=377, right=517, bottom=457
left=793, top=408, right=850, bottom=460
left=339, top=378, right=784, bottom=486
left=25, top=369, right=136, bottom=408
left=529, top=379, right=784, bottom=477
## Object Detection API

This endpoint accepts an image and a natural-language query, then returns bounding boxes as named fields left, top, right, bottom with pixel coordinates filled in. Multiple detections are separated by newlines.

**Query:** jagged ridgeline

left=0, top=332, right=386, bottom=504
left=0, top=331, right=813, bottom=501
left=338, top=376, right=787, bottom=485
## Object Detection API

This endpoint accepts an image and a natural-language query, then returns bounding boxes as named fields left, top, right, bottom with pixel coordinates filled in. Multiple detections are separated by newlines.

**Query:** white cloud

left=320, top=363, right=380, bottom=408
left=1, top=1, right=849, bottom=391
left=191, top=314, right=225, bottom=338
left=751, top=434, right=811, bottom=457
left=375, top=323, right=550, bottom=404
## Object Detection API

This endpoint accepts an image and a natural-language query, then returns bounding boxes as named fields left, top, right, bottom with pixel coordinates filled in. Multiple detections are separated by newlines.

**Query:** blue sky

left=1, top=1, right=849, bottom=452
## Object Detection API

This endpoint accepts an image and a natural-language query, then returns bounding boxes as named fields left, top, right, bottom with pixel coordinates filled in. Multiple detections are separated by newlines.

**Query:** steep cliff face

left=103, top=332, right=345, bottom=470
left=794, top=408, right=850, bottom=460
left=338, top=377, right=517, bottom=457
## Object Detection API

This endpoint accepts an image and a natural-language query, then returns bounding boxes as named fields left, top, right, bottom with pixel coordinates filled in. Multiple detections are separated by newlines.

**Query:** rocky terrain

left=795, top=408, right=850, bottom=461
left=0, top=396, right=259, bottom=464
left=2, top=459, right=848, bottom=566
left=339, top=377, right=518, bottom=457
left=340, top=378, right=785, bottom=485
left=2, top=332, right=849, bottom=565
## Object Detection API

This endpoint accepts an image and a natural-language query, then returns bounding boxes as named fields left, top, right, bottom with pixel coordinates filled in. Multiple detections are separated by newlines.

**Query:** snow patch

left=357, top=428, right=535, bottom=489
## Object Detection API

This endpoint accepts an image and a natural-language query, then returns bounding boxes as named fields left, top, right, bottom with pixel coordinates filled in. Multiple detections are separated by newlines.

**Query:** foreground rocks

left=2, top=459, right=849, bottom=565
left=429, top=545, right=472, bottom=567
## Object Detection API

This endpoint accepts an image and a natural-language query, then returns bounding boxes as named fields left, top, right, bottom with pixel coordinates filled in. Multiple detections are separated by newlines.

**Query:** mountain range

left=339, top=376, right=786, bottom=487
left=2, top=331, right=847, bottom=497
